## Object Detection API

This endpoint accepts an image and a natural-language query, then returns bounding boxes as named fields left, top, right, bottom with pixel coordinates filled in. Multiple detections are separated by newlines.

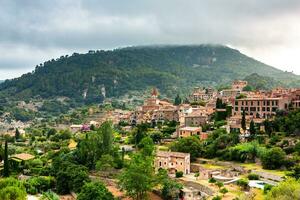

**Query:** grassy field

left=240, top=163, right=287, bottom=177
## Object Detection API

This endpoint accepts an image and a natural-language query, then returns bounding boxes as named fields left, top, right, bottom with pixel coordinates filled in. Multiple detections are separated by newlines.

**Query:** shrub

left=260, top=147, right=286, bottom=169
left=236, top=179, right=249, bottom=190
left=215, top=181, right=224, bottom=188
left=219, top=187, right=228, bottom=195
left=247, top=173, right=259, bottom=180
left=194, top=172, right=200, bottom=177
left=209, top=178, right=217, bottom=183
left=175, top=171, right=183, bottom=178
left=212, top=195, right=222, bottom=200
left=24, top=176, right=55, bottom=195
left=263, top=184, right=273, bottom=194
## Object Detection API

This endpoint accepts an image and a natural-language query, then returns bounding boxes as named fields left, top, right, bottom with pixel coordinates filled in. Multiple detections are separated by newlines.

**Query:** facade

left=232, top=97, right=289, bottom=119
left=178, top=127, right=202, bottom=138
left=190, top=87, right=215, bottom=102
left=184, top=115, right=208, bottom=127
left=155, top=151, right=190, bottom=174
left=231, top=80, right=248, bottom=91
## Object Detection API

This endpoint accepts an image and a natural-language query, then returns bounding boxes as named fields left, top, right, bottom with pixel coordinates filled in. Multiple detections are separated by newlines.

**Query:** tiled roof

left=156, top=151, right=189, bottom=158
left=12, top=153, right=35, bottom=161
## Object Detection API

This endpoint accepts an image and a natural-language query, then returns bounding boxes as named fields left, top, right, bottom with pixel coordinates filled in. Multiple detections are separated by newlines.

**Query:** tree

left=15, top=128, right=20, bottom=140
left=219, top=187, right=228, bottom=196
left=0, top=178, right=27, bottom=200
left=175, top=171, right=183, bottom=178
left=118, top=154, right=155, bottom=200
left=241, top=109, right=246, bottom=131
left=261, top=147, right=286, bottom=170
left=157, top=169, right=182, bottom=200
left=174, top=94, right=182, bottom=105
left=39, top=191, right=59, bottom=200
left=170, top=137, right=202, bottom=161
left=133, top=124, right=148, bottom=146
left=287, top=164, right=300, bottom=180
left=96, top=154, right=114, bottom=171
left=215, top=181, right=224, bottom=189
left=236, top=179, right=249, bottom=190
left=137, top=137, right=155, bottom=157
left=264, top=119, right=272, bottom=137
left=55, top=163, right=90, bottom=194
left=3, top=140, right=9, bottom=177
left=249, top=120, right=256, bottom=138
left=265, top=178, right=300, bottom=200
left=77, top=182, right=114, bottom=200
left=101, top=121, right=113, bottom=154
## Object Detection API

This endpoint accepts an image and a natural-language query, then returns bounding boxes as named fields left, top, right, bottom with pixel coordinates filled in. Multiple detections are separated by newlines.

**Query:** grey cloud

left=0, top=0, right=300, bottom=79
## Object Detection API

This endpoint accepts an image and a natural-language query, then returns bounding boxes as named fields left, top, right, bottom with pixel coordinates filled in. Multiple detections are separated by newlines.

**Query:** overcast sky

left=1, top=0, right=300, bottom=79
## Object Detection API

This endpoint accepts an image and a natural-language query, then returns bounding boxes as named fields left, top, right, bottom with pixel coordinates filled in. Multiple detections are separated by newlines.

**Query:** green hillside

left=0, top=45, right=299, bottom=103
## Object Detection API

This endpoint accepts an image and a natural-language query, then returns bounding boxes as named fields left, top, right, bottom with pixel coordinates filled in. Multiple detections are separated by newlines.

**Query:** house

left=231, top=80, right=248, bottom=91
left=154, top=151, right=190, bottom=174
left=178, top=127, right=202, bottom=138
left=10, top=153, right=35, bottom=172
left=70, top=124, right=83, bottom=133
left=184, top=113, right=208, bottom=127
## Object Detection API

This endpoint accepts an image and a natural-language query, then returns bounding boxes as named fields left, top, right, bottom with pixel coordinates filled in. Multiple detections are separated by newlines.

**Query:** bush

left=236, top=179, right=249, bottom=190
left=263, top=184, right=273, bottom=194
left=261, top=147, right=286, bottom=169
left=175, top=171, right=183, bottom=178
left=215, top=181, right=224, bottom=188
left=194, top=172, right=199, bottom=177
left=209, top=178, right=217, bottom=183
left=24, top=176, right=55, bottom=195
left=219, top=187, right=228, bottom=195
left=212, top=195, right=222, bottom=200
left=247, top=173, right=259, bottom=180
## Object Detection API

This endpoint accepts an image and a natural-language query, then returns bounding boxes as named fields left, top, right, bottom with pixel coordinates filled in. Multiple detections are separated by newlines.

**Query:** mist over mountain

left=0, top=45, right=299, bottom=103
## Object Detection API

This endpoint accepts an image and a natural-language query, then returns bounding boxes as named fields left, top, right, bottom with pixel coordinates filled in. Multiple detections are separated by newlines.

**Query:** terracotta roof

left=156, top=151, right=190, bottom=158
left=179, top=127, right=201, bottom=131
left=12, top=153, right=35, bottom=161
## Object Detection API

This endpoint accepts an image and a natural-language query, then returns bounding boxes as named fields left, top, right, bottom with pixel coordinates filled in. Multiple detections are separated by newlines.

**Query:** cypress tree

left=3, top=140, right=9, bottom=177
left=174, top=94, right=182, bottom=105
left=15, top=128, right=20, bottom=141
left=249, top=120, right=256, bottom=138
left=241, top=109, right=246, bottom=131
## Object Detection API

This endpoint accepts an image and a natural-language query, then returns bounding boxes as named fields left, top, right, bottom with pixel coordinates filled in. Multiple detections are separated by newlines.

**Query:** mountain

left=0, top=44, right=299, bottom=103
left=243, top=73, right=286, bottom=91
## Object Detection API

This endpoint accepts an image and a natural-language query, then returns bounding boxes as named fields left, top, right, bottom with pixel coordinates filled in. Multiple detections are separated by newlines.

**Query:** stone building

left=155, top=151, right=190, bottom=174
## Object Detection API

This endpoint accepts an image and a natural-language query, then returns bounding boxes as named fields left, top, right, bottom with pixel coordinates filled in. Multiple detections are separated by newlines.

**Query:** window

left=159, top=162, right=162, bottom=167
left=235, top=101, right=238, bottom=106
left=235, top=107, right=238, bottom=111
left=267, top=107, right=270, bottom=111
left=258, top=101, right=260, bottom=106
left=262, top=107, right=265, bottom=111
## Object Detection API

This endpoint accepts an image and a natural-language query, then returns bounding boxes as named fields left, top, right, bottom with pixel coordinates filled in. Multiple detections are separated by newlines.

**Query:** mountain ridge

left=0, top=44, right=299, bottom=103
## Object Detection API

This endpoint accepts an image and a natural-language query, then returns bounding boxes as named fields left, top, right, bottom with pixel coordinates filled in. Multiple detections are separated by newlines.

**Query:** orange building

left=178, top=127, right=202, bottom=138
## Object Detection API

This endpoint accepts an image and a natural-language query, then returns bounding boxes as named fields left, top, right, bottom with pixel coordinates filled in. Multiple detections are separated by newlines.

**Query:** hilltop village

left=1, top=80, right=300, bottom=200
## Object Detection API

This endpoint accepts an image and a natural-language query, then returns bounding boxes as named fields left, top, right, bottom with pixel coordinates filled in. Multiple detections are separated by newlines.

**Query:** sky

left=0, top=0, right=300, bottom=80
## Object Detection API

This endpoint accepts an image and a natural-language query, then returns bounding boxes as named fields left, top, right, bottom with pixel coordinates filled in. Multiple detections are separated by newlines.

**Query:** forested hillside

left=0, top=45, right=299, bottom=103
